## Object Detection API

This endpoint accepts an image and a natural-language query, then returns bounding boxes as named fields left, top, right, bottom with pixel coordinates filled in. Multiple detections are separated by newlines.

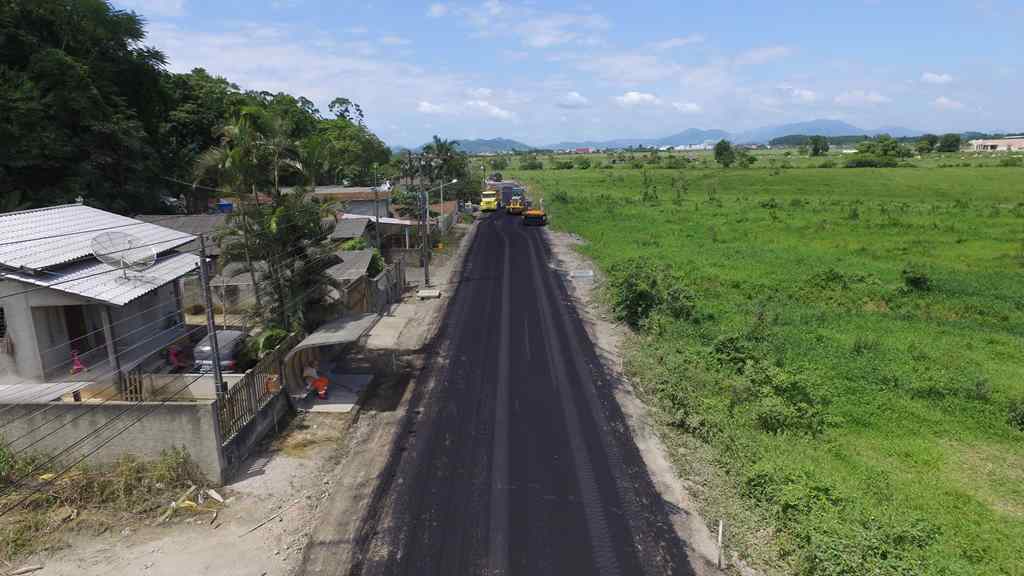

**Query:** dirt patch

left=19, top=412, right=351, bottom=576
left=543, top=228, right=760, bottom=575
left=946, top=441, right=1024, bottom=518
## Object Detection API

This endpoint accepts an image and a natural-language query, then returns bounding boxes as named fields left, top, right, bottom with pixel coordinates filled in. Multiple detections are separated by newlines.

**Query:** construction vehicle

left=480, top=189, right=500, bottom=212
left=522, top=199, right=547, bottom=226
left=507, top=195, right=525, bottom=215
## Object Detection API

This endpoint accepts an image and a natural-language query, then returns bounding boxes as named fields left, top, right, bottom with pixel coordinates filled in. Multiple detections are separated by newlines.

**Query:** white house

left=0, top=204, right=199, bottom=388
left=969, top=137, right=1024, bottom=152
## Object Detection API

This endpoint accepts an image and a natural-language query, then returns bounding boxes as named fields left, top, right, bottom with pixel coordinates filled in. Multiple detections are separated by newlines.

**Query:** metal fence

left=217, top=331, right=302, bottom=443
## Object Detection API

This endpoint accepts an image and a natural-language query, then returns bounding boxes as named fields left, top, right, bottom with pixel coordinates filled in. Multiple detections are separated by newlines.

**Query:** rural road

left=318, top=210, right=695, bottom=575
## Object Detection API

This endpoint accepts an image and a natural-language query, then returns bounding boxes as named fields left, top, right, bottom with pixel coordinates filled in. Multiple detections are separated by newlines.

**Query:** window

left=0, top=307, right=6, bottom=338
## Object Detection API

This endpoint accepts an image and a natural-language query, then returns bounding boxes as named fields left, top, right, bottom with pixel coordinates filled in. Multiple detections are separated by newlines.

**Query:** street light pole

left=421, top=187, right=430, bottom=287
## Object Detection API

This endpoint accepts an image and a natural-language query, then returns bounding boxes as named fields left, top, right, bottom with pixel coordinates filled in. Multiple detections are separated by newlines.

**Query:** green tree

left=916, top=133, right=939, bottom=154
left=0, top=0, right=168, bottom=212
left=489, top=156, right=509, bottom=171
left=808, top=135, right=830, bottom=157
left=714, top=140, right=736, bottom=168
left=937, top=133, right=962, bottom=153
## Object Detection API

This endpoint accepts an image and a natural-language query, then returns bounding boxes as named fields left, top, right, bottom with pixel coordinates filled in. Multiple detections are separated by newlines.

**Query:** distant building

left=574, top=147, right=594, bottom=154
left=969, top=137, right=1024, bottom=152
left=281, top=185, right=392, bottom=218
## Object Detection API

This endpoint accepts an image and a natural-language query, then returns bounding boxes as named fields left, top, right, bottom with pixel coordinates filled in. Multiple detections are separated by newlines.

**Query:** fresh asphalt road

left=347, top=210, right=695, bottom=575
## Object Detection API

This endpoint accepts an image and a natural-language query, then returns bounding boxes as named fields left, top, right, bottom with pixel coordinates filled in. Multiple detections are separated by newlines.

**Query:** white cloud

left=778, top=84, right=819, bottom=103
left=115, top=0, right=185, bottom=17
left=465, top=100, right=514, bottom=119
left=427, top=3, right=450, bottom=18
left=655, top=35, right=705, bottom=50
left=417, top=101, right=445, bottom=114
left=933, top=96, right=964, bottom=110
left=615, top=91, right=661, bottom=106
left=578, top=53, right=680, bottom=84
left=672, top=101, right=702, bottom=113
left=557, top=91, right=590, bottom=109
left=380, top=36, right=410, bottom=46
left=921, top=72, right=953, bottom=85
left=519, top=13, right=609, bottom=48
left=834, top=90, right=890, bottom=106
left=735, top=45, right=792, bottom=65
left=467, top=87, right=494, bottom=98
left=347, top=26, right=368, bottom=35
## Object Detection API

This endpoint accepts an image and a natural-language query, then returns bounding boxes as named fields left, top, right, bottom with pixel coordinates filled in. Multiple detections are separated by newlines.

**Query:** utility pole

left=198, top=236, right=226, bottom=398
left=421, top=187, right=431, bottom=287
left=373, top=165, right=382, bottom=249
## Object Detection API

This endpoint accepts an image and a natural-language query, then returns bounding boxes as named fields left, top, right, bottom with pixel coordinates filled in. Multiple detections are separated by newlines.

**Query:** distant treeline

left=770, top=132, right=1018, bottom=148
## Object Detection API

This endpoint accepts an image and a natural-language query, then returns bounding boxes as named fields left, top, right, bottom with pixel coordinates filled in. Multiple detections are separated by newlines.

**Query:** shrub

left=901, top=264, right=931, bottom=291
left=606, top=257, right=699, bottom=329
left=1009, top=398, right=1024, bottom=431
left=340, top=237, right=368, bottom=250
left=817, top=159, right=836, bottom=168
left=554, top=160, right=574, bottom=170
left=845, top=155, right=899, bottom=168
left=999, top=156, right=1023, bottom=167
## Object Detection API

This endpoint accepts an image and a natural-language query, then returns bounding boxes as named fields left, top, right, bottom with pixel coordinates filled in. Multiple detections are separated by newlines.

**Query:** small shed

left=282, top=313, right=378, bottom=397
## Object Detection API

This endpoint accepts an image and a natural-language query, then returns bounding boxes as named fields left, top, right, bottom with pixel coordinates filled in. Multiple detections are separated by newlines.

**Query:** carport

left=282, top=313, right=379, bottom=398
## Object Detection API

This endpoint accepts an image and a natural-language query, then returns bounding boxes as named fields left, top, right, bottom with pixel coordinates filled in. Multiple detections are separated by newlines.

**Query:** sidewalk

left=365, top=221, right=476, bottom=353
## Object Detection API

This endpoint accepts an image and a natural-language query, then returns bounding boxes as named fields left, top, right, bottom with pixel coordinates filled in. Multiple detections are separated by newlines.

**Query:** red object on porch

left=312, top=377, right=329, bottom=400
left=70, top=349, right=86, bottom=375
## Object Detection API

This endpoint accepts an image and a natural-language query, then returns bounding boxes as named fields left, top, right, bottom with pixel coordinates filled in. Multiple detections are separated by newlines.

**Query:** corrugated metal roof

left=0, top=205, right=195, bottom=272
left=331, top=218, right=370, bottom=240
left=340, top=214, right=415, bottom=226
left=281, top=186, right=391, bottom=202
left=326, top=250, right=374, bottom=283
left=0, top=382, right=90, bottom=404
left=1, top=252, right=200, bottom=306
left=134, top=214, right=227, bottom=255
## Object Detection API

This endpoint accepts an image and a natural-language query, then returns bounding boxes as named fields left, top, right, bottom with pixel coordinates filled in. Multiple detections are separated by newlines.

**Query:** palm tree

left=219, top=194, right=343, bottom=331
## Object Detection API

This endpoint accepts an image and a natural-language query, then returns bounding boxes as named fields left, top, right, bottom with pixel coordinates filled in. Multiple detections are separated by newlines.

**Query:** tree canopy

left=1, top=0, right=392, bottom=214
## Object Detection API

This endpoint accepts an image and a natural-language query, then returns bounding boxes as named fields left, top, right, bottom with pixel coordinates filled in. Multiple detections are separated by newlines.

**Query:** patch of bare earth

left=22, top=412, right=351, bottom=576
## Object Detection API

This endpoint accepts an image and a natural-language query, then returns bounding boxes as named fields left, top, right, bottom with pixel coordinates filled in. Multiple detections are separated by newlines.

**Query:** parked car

left=193, top=330, right=247, bottom=373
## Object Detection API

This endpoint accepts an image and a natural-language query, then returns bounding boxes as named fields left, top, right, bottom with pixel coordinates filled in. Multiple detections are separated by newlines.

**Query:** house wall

left=0, top=279, right=86, bottom=381
left=111, top=283, right=185, bottom=371
left=0, top=399, right=227, bottom=483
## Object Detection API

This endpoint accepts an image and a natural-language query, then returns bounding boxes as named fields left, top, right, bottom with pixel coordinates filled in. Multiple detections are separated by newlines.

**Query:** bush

left=1009, top=398, right=1024, bottom=431
left=553, top=160, right=574, bottom=170
left=606, top=257, right=699, bottom=329
left=817, top=159, right=836, bottom=168
left=519, top=157, right=543, bottom=170
left=341, top=237, right=368, bottom=250
left=999, top=156, right=1022, bottom=167
left=845, top=155, right=898, bottom=168
left=901, top=264, right=931, bottom=291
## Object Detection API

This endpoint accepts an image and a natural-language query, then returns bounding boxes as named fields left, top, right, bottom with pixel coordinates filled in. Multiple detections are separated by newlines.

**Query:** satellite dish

left=91, top=231, right=157, bottom=277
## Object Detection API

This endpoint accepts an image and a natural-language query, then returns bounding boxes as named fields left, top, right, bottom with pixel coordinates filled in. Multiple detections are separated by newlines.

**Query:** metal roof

left=325, top=250, right=375, bottom=283
left=0, top=382, right=91, bottom=404
left=340, top=214, right=416, bottom=226
left=0, top=205, right=195, bottom=272
left=284, top=314, right=378, bottom=364
left=281, top=185, right=391, bottom=201
left=134, top=214, right=227, bottom=255
left=331, top=218, right=370, bottom=240
left=1, top=252, right=200, bottom=306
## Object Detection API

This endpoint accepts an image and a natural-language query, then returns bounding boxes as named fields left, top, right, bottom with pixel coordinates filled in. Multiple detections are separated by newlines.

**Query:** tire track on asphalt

left=517, top=221, right=622, bottom=576
left=487, top=214, right=513, bottom=575
left=523, top=227, right=694, bottom=575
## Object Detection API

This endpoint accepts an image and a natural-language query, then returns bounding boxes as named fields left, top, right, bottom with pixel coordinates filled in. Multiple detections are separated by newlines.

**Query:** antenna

left=90, top=231, right=157, bottom=278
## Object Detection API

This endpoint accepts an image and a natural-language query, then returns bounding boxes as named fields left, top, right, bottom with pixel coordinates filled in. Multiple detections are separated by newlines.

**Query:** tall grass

left=513, top=167, right=1024, bottom=576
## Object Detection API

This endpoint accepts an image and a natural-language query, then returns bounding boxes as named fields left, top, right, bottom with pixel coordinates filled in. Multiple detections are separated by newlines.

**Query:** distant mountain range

left=405, top=119, right=928, bottom=153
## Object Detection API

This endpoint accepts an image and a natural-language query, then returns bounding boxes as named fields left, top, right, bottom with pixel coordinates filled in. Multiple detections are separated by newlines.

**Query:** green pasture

left=511, top=166, right=1024, bottom=575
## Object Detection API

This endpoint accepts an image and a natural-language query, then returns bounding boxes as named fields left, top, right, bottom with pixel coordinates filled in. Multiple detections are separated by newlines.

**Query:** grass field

left=509, top=166, right=1024, bottom=575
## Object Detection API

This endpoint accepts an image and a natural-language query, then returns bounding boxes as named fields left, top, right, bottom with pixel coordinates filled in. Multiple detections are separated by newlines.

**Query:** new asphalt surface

left=346, top=210, right=695, bottom=575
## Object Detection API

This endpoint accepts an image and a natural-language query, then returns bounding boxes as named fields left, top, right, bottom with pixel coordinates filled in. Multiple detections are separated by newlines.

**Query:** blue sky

left=116, top=0, right=1022, bottom=147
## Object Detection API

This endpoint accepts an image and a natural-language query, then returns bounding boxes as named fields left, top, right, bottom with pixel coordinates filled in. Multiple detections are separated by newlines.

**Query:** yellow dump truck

left=480, top=190, right=500, bottom=212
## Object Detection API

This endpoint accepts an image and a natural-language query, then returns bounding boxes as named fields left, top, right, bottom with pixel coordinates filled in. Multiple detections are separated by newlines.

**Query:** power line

left=0, top=370, right=211, bottom=518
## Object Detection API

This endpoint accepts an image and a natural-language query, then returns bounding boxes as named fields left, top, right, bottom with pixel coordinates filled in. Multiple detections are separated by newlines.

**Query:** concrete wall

left=221, top=391, right=291, bottom=475
left=0, top=399, right=227, bottom=484
left=141, top=372, right=245, bottom=400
